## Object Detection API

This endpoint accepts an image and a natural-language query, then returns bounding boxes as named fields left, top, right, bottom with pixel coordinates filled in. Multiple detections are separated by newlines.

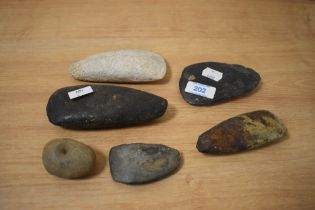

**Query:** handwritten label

left=184, top=81, right=216, bottom=99
left=68, top=86, right=94, bottom=99
left=202, top=67, right=223, bottom=82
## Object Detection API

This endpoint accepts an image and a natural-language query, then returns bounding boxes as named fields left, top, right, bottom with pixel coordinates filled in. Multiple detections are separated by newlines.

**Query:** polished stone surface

left=46, top=85, right=168, bottom=129
left=109, top=143, right=181, bottom=184
left=179, top=62, right=261, bottom=105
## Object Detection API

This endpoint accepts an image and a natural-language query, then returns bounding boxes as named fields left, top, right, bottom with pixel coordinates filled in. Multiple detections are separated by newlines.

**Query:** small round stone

left=42, top=138, right=96, bottom=179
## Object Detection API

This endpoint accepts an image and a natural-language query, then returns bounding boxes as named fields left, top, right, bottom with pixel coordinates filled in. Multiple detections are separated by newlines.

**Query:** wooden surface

left=0, top=0, right=314, bottom=209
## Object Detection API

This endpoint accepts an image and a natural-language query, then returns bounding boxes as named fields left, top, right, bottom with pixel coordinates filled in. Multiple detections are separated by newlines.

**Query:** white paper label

left=184, top=81, right=216, bottom=99
left=202, top=67, right=223, bottom=82
left=68, top=86, right=94, bottom=99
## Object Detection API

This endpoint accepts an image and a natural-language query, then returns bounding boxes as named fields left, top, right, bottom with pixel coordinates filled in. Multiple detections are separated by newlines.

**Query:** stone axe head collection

left=43, top=49, right=287, bottom=183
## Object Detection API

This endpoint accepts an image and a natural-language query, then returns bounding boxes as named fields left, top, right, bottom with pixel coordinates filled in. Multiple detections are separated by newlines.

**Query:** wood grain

left=0, top=0, right=314, bottom=209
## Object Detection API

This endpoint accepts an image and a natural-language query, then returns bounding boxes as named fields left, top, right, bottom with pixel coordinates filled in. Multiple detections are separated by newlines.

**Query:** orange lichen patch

left=241, top=111, right=287, bottom=149
left=197, top=110, right=287, bottom=154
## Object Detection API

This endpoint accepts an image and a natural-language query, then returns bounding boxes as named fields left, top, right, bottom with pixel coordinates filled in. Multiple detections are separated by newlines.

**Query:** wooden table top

left=0, top=0, right=314, bottom=209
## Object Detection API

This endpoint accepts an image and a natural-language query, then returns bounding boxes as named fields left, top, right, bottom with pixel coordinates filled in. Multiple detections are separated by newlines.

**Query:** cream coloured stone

left=69, top=49, right=166, bottom=82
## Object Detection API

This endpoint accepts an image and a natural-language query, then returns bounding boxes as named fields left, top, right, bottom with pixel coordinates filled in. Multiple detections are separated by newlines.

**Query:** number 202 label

left=184, top=81, right=216, bottom=99
left=193, top=86, right=206, bottom=94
